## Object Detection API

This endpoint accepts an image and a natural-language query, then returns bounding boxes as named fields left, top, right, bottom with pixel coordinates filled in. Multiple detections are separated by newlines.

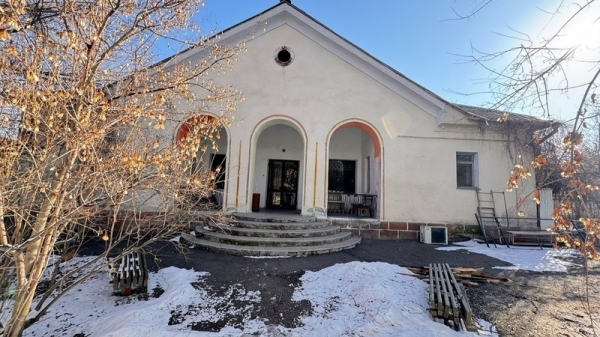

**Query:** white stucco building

left=162, top=1, right=550, bottom=239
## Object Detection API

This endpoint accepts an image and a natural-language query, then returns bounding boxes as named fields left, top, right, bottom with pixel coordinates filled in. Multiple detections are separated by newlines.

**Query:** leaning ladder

left=476, top=189, right=496, bottom=220
left=475, top=190, right=510, bottom=247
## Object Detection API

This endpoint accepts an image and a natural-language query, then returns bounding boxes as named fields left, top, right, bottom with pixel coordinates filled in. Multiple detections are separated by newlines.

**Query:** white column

left=540, top=188, right=554, bottom=230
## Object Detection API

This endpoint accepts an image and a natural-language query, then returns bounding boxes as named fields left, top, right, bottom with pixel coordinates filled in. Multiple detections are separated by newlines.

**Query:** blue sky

left=172, top=0, right=591, bottom=120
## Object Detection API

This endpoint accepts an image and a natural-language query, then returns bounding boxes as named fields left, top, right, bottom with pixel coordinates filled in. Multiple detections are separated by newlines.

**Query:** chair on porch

left=351, top=194, right=376, bottom=217
left=327, top=191, right=345, bottom=214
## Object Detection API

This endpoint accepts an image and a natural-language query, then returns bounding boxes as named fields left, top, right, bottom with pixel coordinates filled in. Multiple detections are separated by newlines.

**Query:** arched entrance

left=327, top=121, right=382, bottom=218
left=250, top=119, right=306, bottom=211
left=175, top=114, right=229, bottom=209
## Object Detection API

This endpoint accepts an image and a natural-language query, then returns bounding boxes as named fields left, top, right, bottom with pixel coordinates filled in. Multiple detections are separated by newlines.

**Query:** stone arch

left=247, top=116, right=308, bottom=212
left=326, top=119, right=384, bottom=218
left=175, top=113, right=231, bottom=209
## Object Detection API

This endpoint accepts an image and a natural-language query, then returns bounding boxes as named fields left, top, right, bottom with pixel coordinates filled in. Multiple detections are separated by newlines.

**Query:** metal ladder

left=476, top=189, right=497, bottom=220
left=475, top=190, right=510, bottom=247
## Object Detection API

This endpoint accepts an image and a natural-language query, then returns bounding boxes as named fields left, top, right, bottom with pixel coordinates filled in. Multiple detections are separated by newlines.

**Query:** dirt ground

left=467, top=266, right=600, bottom=337
left=134, top=239, right=600, bottom=336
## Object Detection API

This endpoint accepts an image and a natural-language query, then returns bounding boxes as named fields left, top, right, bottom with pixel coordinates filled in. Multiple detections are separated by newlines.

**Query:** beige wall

left=162, top=22, right=537, bottom=225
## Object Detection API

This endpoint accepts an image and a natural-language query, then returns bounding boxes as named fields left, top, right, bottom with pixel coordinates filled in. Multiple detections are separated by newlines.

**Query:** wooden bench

left=109, top=252, right=149, bottom=295
left=327, top=191, right=345, bottom=213
left=428, top=263, right=476, bottom=331
left=506, top=230, right=558, bottom=249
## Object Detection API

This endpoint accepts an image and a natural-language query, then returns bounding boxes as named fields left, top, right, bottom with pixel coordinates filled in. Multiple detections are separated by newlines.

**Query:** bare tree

left=453, top=1, right=600, bottom=334
left=0, top=0, right=244, bottom=336
left=454, top=0, right=600, bottom=255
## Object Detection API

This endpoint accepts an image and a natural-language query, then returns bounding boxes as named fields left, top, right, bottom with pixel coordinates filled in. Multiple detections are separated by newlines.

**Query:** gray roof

left=452, top=104, right=556, bottom=128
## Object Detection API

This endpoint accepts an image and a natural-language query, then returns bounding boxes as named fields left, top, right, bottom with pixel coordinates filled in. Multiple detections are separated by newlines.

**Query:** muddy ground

left=468, top=267, right=600, bottom=337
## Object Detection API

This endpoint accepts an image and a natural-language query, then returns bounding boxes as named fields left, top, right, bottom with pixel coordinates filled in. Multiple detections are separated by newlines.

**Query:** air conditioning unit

left=420, top=226, right=448, bottom=245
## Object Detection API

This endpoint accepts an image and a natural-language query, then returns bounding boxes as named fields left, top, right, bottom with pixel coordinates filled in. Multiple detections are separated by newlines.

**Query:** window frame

left=456, top=152, right=478, bottom=189
left=328, top=159, right=356, bottom=194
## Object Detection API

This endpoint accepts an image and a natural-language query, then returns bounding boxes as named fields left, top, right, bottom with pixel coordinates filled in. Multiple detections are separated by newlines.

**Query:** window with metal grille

left=210, top=154, right=226, bottom=190
left=328, top=160, right=356, bottom=194
left=456, top=152, right=477, bottom=188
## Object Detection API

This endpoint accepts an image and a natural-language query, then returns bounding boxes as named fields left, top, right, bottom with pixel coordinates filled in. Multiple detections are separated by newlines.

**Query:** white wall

left=253, top=124, right=304, bottom=209
left=161, top=19, right=538, bottom=224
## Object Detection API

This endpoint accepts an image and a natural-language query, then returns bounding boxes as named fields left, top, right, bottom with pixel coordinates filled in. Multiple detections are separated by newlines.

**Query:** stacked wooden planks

left=109, top=252, right=149, bottom=296
left=427, top=263, right=476, bottom=331
left=405, top=265, right=510, bottom=287
left=400, top=264, right=509, bottom=330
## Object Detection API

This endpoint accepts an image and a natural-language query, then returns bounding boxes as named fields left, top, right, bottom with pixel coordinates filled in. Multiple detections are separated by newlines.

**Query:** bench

left=109, top=252, right=149, bottom=295
left=428, top=263, right=476, bottom=331
left=327, top=191, right=347, bottom=214
left=506, top=230, right=558, bottom=249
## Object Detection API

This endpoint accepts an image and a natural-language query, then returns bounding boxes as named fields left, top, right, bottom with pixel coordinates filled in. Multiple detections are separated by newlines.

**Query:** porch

left=327, top=192, right=377, bottom=218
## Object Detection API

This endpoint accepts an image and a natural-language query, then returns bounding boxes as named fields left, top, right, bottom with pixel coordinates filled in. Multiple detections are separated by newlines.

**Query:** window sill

left=457, top=186, right=478, bottom=190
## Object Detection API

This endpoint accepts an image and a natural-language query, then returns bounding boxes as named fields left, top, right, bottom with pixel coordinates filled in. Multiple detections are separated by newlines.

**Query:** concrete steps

left=180, top=233, right=361, bottom=257
left=207, top=224, right=341, bottom=238
left=225, top=219, right=331, bottom=230
left=180, top=213, right=361, bottom=256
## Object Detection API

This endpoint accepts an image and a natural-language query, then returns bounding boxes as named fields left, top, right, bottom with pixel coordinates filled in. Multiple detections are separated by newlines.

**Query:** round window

left=274, top=46, right=294, bottom=66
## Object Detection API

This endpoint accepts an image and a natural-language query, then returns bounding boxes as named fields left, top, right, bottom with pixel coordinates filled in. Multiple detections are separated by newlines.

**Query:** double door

left=266, top=160, right=299, bottom=210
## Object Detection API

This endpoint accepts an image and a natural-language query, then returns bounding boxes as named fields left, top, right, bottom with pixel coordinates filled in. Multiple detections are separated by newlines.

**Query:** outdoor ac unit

left=420, top=226, right=448, bottom=245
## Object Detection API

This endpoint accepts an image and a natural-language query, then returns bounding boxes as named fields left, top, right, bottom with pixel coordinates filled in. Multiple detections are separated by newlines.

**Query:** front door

left=266, top=160, right=299, bottom=209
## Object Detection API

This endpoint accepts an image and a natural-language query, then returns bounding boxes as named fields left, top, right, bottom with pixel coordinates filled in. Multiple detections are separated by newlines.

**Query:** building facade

left=159, top=2, right=544, bottom=238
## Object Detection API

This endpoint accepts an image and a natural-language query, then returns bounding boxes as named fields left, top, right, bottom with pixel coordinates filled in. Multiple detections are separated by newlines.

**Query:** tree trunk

left=4, top=152, right=77, bottom=337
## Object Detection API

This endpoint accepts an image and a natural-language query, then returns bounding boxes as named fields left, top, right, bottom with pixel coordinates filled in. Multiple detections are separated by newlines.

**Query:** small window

left=456, top=152, right=477, bottom=188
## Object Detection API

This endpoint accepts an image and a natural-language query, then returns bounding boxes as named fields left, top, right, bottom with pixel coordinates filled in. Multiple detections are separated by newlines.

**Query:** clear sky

left=169, top=0, right=595, bottom=121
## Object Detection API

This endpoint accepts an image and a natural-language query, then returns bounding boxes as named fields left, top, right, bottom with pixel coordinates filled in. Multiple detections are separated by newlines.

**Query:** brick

left=348, top=229, right=360, bottom=237
left=332, top=220, right=358, bottom=229
left=445, top=224, right=464, bottom=232
left=398, top=230, right=419, bottom=240
left=388, top=222, right=407, bottom=230
left=380, top=230, right=399, bottom=240
left=369, top=223, right=382, bottom=230
left=360, top=229, right=380, bottom=239
left=407, top=223, right=426, bottom=231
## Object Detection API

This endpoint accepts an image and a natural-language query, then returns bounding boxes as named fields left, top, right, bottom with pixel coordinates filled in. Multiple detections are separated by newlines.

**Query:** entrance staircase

left=180, top=212, right=361, bottom=257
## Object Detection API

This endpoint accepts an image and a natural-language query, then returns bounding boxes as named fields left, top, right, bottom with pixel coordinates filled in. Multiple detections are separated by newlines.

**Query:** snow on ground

left=292, top=261, right=488, bottom=337
left=437, top=240, right=581, bottom=272
left=10, top=259, right=496, bottom=337
left=8, top=240, right=576, bottom=336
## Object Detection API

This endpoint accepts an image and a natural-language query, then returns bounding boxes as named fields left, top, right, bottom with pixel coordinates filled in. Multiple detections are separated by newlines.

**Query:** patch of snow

left=437, top=240, right=581, bottom=272
left=290, top=261, right=488, bottom=337
left=169, top=235, right=181, bottom=242
left=476, top=318, right=498, bottom=335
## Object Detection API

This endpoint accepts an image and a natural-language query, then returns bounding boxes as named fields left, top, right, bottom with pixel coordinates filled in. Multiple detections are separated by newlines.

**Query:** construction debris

left=404, top=265, right=510, bottom=286
left=399, top=264, right=509, bottom=332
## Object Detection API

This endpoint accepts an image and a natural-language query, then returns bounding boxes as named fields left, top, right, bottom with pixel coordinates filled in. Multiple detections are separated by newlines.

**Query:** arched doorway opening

left=327, top=121, right=382, bottom=218
left=250, top=119, right=306, bottom=211
left=175, top=114, right=229, bottom=210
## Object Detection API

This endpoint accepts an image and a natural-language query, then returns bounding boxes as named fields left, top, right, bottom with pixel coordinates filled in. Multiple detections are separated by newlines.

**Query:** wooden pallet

left=109, top=252, right=148, bottom=295
left=428, top=263, right=476, bottom=331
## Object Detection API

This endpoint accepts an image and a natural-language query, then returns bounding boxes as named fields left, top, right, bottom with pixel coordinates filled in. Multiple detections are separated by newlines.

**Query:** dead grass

left=469, top=260, right=600, bottom=337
